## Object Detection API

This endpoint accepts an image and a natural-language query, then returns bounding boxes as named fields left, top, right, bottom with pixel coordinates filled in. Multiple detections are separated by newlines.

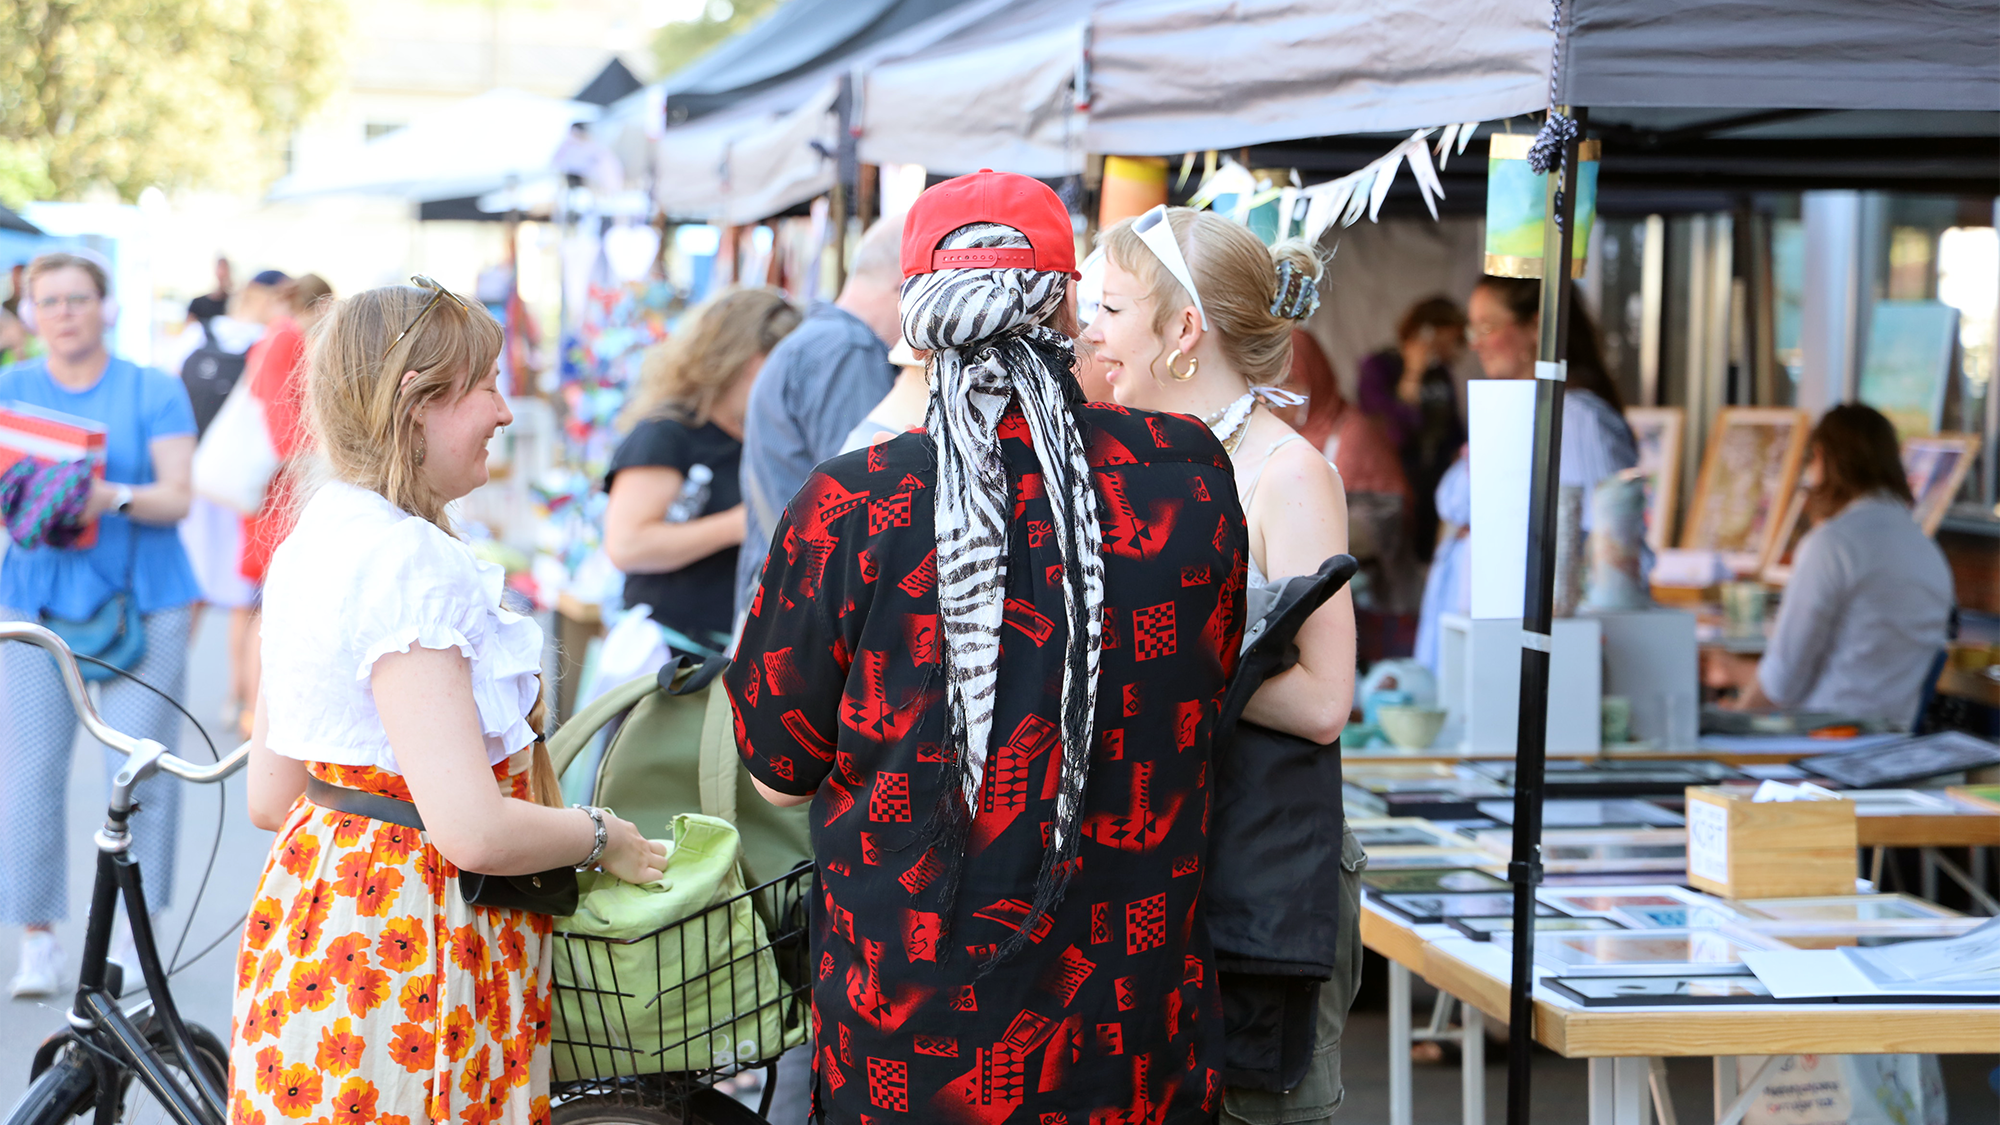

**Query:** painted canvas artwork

left=1858, top=301, right=1958, bottom=437
left=1625, top=407, right=1684, bottom=551
left=1902, top=433, right=1981, bottom=536
left=1682, top=408, right=1809, bottom=574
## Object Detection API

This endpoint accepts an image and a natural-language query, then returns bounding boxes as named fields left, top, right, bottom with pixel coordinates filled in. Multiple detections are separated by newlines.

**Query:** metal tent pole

left=1504, top=104, right=1586, bottom=1125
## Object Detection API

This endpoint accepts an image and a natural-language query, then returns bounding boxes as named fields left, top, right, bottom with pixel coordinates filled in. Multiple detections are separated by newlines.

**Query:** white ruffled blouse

left=260, top=480, right=544, bottom=773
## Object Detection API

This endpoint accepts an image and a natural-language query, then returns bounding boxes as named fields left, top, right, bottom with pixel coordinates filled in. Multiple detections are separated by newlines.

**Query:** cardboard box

left=0, top=401, right=107, bottom=548
left=1684, top=784, right=1858, bottom=900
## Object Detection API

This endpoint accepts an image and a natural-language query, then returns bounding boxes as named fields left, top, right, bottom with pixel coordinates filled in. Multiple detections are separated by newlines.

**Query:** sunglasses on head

left=384, top=275, right=470, bottom=363
left=1132, top=205, right=1208, bottom=331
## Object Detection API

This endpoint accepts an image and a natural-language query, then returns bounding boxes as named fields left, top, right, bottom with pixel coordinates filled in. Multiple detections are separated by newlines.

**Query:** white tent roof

left=650, top=0, right=1055, bottom=221
left=858, top=0, right=1088, bottom=177
left=270, top=89, right=600, bottom=203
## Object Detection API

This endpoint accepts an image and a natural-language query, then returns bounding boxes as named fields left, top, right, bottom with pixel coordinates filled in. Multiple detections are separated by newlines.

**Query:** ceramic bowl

left=1377, top=705, right=1447, bottom=750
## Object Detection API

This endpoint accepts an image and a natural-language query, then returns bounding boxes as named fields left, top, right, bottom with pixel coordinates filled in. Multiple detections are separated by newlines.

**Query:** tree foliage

left=651, top=0, right=786, bottom=81
left=0, top=0, right=345, bottom=202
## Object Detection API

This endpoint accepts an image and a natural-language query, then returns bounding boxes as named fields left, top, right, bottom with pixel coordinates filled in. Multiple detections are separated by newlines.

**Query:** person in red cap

left=727, top=170, right=1248, bottom=1124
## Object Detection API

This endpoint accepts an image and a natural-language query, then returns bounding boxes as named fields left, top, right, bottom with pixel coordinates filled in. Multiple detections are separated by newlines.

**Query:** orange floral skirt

left=228, top=752, right=553, bottom=1125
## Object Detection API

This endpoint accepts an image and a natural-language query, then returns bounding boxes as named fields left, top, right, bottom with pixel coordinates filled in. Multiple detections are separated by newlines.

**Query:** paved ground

left=0, top=609, right=270, bottom=1107
left=3, top=612, right=1996, bottom=1120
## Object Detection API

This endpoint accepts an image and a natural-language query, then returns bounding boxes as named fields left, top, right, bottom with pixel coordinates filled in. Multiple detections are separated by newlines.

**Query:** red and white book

left=0, top=401, right=108, bottom=547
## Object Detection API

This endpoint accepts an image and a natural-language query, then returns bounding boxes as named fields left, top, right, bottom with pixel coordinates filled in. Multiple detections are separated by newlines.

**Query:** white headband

left=1132, top=205, right=1208, bottom=331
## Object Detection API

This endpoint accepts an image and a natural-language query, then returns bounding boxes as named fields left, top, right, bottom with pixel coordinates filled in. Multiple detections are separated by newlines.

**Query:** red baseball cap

left=901, top=169, right=1079, bottom=280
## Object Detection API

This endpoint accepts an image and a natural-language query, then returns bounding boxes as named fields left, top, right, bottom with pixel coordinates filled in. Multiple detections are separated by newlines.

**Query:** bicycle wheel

left=117, top=1020, right=228, bottom=1125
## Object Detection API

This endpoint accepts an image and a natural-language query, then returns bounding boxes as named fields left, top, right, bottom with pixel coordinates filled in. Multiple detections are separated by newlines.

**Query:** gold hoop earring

left=1167, top=349, right=1198, bottom=382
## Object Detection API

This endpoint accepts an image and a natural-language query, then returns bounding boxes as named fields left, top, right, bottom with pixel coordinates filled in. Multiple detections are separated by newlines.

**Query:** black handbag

left=457, top=868, right=578, bottom=917
left=303, top=777, right=579, bottom=916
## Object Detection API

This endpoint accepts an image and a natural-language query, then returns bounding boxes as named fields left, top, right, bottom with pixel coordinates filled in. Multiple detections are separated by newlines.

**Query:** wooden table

left=1360, top=902, right=2000, bottom=1125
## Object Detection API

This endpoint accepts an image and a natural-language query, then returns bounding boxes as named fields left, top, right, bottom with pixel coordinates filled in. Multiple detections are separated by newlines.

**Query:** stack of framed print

left=1733, top=894, right=1973, bottom=947
left=1681, top=407, right=1809, bottom=575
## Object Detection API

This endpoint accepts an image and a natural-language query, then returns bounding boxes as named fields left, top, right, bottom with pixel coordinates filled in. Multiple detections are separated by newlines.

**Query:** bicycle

left=2, top=622, right=248, bottom=1125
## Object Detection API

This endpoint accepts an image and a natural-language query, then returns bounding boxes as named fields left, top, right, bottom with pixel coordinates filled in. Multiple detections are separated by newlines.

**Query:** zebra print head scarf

left=900, top=221, right=1104, bottom=969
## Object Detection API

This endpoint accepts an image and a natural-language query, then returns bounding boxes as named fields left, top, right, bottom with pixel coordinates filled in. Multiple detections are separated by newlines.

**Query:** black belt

left=306, top=777, right=426, bottom=832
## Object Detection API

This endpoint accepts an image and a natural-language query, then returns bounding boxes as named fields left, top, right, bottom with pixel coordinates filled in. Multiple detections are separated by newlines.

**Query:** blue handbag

left=40, top=518, right=145, bottom=682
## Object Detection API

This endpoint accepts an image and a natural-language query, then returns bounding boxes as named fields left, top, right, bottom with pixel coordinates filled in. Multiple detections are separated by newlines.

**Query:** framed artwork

left=1544, top=974, right=1781, bottom=1007
left=1737, top=894, right=1960, bottom=925
left=1538, top=885, right=1713, bottom=916
left=1857, top=301, right=1958, bottom=437
left=1682, top=407, right=1809, bottom=574
left=1450, top=915, right=1626, bottom=942
left=1903, top=432, right=1981, bottom=536
left=1624, top=406, right=1684, bottom=551
left=1361, top=867, right=1509, bottom=894
left=1800, top=731, right=2000, bottom=789
left=1758, top=482, right=1812, bottom=585
left=1372, top=890, right=1559, bottom=924
left=1532, top=927, right=1785, bottom=976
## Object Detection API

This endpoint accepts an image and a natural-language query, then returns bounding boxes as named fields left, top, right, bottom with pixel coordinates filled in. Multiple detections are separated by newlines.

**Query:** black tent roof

left=575, top=58, right=645, bottom=107
left=661, top=0, right=974, bottom=123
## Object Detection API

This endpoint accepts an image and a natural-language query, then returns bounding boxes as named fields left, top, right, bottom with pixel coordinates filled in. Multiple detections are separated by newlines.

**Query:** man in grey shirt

left=734, top=214, right=905, bottom=619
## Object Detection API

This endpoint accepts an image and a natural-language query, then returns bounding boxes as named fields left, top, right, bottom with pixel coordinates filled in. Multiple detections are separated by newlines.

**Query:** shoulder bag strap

left=696, top=679, right=738, bottom=826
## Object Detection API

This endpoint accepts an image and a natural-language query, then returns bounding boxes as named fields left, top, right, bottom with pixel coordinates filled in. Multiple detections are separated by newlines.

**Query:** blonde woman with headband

left=604, top=287, right=800, bottom=655
left=1085, top=206, right=1363, bottom=1124
left=234, top=280, right=664, bottom=1124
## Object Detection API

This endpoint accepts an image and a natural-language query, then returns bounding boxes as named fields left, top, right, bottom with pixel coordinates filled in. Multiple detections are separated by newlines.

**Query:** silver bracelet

left=573, top=805, right=608, bottom=870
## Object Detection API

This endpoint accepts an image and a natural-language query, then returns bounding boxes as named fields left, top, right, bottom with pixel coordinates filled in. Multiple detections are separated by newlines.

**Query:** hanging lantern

left=1484, top=132, right=1600, bottom=278
left=1098, top=156, right=1169, bottom=229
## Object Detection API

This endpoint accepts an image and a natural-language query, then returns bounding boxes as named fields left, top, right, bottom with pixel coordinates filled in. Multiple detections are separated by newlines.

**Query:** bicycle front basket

left=550, top=813, right=810, bottom=1083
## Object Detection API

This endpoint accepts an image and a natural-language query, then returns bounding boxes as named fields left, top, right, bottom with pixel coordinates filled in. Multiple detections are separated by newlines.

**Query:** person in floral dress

left=230, top=282, right=665, bottom=1124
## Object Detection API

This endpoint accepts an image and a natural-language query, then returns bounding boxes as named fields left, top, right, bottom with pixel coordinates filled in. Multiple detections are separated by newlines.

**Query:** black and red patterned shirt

left=728, top=403, right=1248, bottom=1125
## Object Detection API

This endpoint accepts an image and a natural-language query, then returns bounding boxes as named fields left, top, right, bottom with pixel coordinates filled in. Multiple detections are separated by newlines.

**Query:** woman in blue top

left=2, top=252, right=200, bottom=999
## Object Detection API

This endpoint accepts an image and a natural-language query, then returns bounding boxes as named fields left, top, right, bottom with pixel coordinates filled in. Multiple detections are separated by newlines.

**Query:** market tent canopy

left=0, top=205, right=41, bottom=235
left=269, top=88, right=599, bottom=203
left=650, top=0, right=1050, bottom=221
left=1085, top=0, right=2000, bottom=156
left=858, top=0, right=1087, bottom=178
left=660, top=0, right=974, bottom=123
left=575, top=57, right=645, bottom=107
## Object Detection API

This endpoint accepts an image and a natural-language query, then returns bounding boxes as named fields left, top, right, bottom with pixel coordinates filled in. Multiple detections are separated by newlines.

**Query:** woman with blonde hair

left=604, top=286, right=800, bottom=655
left=1083, top=206, right=1363, bottom=1124
left=233, top=280, right=665, bottom=1124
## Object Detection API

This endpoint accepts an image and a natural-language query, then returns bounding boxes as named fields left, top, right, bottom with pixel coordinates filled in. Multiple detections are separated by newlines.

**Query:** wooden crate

left=1683, top=785, right=1857, bottom=899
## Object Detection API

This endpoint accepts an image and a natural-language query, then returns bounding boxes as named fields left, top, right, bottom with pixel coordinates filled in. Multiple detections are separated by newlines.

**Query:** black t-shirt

left=606, top=416, right=742, bottom=651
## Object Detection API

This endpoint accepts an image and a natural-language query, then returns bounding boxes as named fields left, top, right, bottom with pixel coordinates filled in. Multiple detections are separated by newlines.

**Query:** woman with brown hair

left=1733, top=403, right=1951, bottom=724
left=1356, top=296, right=1465, bottom=558
left=233, top=281, right=665, bottom=1124
left=603, top=286, right=800, bottom=655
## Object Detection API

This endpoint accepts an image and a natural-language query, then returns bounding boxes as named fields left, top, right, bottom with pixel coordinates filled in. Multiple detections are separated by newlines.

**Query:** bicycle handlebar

left=0, top=621, right=248, bottom=784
